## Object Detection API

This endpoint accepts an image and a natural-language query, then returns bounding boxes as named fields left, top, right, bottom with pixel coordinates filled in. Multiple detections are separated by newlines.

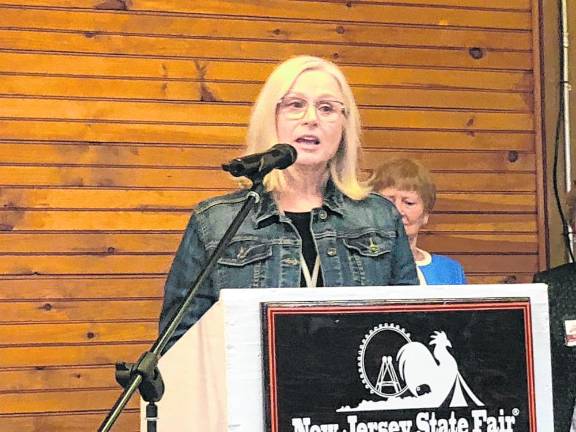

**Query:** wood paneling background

left=0, top=0, right=544, bottom=430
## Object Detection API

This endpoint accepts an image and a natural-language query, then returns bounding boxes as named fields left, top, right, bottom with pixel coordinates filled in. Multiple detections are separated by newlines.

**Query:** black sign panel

left=262, top=299, right=535, bottom=432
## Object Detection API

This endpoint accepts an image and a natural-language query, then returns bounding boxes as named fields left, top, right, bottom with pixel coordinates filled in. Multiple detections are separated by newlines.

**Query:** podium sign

left=143, top=284, right=553, bottom=431
left=263, top=298, right=543, bottom=432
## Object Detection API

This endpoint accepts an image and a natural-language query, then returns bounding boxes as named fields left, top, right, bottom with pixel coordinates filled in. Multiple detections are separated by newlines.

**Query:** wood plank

left=0, top=276, right=165, bottom=300
left=353, top=87, right=532, bottom=111
left=0, top=7, right=532, bottom=50
left=466, top=273, right=533, bottom=284
left=418, top=233, right=537, bottom=253
left=0, top=167, right=536, bottom=190
left=0, top=233, right=183, bottom=252
left=0, top=209, right=536, bottom=231
left=0, top=75, right=533, bottom=112
left=362, top=150, right=534, bottom=172
left=362, top=130, right=534, bottom=151
left=0, top=388, right=139, bottom=415
left=0, top=231, right=537, bottom=254
left=0, top=365, right=118, bottom=392
left=0, top=410, right=138, bottom=432
left=0, top=255, right=173, bottom=275
left=0, top=188, right=536, bottom=212
left=0, top=188, right=228, bottom=210
left=314, top=0, right=531, bottom=9
left=0, top=120, right=247, bottom=145
left=0, top=29, right=532, bottom=70
left=0, top=53, right=534, bottom=91
left=0, top=142, right=243, bottom=168
left=0, top=121, right=535, bottom=151
left=427, top=173, right=536, bottom=192
left=424, top=214, right=536, bottom=232
left=0, top=208, right=189, bottom=231
left=0, top=143, right=535, bottom=171
left=0, top=98, right=534, bottom=130
left=361, top=109, right=533, bottom=131
left=0, top=299, right=161, bottom=322
left=0, top=322, right=156, bottom=345
left=434, top=193, right=536, bottom=213
left=455, top=254, right=538, bottom=273
left=0, top=343, right=149, bottom=368
left=133, top=0, right=534, bottom=30
left=0, top=1, right=533, bottom=30
left=0, top=98, right=254, bottom=125
left=0, top=166, right=236, bottom=188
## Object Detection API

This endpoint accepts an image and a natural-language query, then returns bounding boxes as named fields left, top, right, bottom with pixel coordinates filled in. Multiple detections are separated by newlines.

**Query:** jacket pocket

left=217, top=237, right=273, bottom=267
left=343, top=230, right=396, bottom=257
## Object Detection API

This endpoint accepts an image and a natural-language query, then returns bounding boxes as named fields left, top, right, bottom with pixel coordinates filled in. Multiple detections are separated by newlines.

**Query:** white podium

left=142, top=284, right=554, bottom=431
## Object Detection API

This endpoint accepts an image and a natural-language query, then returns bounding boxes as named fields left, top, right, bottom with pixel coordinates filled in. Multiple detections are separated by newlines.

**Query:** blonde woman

left=160, top=56, right=417, bottom=350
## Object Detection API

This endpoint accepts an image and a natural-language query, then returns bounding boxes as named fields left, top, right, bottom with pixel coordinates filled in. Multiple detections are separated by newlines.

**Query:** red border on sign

left=264, top=300, right=535, bottom=432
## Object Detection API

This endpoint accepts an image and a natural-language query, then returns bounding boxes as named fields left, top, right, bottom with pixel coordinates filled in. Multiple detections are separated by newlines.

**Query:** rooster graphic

left=339, top=325, right=485, bottom=412
left=397, top=331, right=484, bottom=408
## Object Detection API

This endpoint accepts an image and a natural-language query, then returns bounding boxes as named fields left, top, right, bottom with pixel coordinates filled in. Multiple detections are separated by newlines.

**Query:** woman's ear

left=423, top=212, right=430, bottom=226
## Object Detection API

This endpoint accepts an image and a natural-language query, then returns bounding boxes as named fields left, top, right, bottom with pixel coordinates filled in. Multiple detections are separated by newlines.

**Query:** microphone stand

left=98, top=177, right=264, bottom=432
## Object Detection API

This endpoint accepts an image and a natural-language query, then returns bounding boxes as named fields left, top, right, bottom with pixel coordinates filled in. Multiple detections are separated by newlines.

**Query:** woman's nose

left=301, top=103, right=319, bottom=123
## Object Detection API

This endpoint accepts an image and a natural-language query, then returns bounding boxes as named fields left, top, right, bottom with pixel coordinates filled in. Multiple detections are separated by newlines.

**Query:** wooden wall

left=0, top=0, right=543, bottom=430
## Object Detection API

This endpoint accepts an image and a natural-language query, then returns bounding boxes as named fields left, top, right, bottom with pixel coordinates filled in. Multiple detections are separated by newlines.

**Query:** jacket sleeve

left=389, top=213, right=419, bottom=286
left=159, top=211, right=216, bottom=353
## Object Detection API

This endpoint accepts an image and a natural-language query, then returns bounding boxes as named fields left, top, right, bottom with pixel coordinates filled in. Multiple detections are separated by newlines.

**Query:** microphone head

left=221, top=143, right=298, bottom=178
left=271, top=143, right=298, bottom=169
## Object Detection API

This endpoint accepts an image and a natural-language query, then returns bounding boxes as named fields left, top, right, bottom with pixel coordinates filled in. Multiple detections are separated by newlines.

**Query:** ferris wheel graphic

left=357, top=323, right=412, bottom=398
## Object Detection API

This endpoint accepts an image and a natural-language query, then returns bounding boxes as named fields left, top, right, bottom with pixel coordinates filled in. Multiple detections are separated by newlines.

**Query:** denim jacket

left=160, top=181, right=417, bottom=351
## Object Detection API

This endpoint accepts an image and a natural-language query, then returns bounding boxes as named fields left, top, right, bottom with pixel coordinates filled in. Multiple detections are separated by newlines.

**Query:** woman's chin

left=293, top=158, right=329, bottom=171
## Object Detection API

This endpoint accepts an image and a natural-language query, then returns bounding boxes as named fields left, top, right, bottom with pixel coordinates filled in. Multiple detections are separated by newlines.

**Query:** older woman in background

left=369, top=158, right=466, bottom=285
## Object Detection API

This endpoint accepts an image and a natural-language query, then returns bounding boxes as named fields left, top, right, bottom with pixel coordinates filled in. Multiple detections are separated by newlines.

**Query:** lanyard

left=300, top=254, right=320, bottom=288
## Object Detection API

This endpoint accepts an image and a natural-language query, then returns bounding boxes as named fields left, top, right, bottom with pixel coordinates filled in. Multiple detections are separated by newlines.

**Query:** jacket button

left=283, top=257, right=298, bottom=266
left=319, top=209, right=328, bottom=220
left=327, top=248, right=337, bottom=256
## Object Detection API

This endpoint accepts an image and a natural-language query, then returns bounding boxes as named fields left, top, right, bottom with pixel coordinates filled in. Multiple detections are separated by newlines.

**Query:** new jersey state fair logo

left=339, top=323, right=484, bottom=412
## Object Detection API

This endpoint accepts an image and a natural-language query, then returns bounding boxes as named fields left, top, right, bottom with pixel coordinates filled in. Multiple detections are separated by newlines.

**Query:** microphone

left=222, top=144, right=297, bottom=179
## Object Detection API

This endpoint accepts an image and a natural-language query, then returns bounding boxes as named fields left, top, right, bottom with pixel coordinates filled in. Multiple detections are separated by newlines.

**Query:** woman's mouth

left=295, top=136, right=320, bottom=145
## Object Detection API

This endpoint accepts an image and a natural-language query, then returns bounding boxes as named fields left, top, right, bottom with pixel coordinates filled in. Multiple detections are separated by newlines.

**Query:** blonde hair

left=245, top=55, right=369, bottom=200
left=369, top=158, right=437, bottom=213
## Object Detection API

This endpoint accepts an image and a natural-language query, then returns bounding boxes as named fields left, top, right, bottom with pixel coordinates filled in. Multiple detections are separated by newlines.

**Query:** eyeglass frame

left=276, top=95, right=347, bottom=122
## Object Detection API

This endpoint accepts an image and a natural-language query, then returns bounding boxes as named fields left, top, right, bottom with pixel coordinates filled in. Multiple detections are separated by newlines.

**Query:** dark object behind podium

left=534, top=263, right=576, bottom=432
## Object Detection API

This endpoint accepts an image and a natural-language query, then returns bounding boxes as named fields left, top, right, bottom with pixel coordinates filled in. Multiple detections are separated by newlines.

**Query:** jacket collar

left=252, top=179, right=345, bottom=227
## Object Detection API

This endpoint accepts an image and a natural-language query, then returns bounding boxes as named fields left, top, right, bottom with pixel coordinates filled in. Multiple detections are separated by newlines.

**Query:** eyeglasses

left=277, top=96, right=346, bottom=122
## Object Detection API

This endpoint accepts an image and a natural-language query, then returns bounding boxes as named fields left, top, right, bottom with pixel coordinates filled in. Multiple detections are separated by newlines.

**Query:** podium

left=142, top=284, right=554, bottom=431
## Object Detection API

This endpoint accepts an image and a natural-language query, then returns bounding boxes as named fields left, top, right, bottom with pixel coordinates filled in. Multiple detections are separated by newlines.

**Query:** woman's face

left=276, top=69, right=345, bottom=170
left=379, top=187, right=429, bottom=239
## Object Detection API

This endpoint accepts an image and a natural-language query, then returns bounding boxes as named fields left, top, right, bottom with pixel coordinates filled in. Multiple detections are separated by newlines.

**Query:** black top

left=533, top=263, right=576, bottom=432
left=285, top=211, right=324, bottom=287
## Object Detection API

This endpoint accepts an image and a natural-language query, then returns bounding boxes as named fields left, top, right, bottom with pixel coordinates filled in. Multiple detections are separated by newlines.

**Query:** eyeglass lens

left=279, top=97, right=344, bottom=121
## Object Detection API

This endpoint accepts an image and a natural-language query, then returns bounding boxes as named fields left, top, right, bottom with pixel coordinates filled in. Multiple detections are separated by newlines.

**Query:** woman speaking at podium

left=159, top=56, right=418, bottom=351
